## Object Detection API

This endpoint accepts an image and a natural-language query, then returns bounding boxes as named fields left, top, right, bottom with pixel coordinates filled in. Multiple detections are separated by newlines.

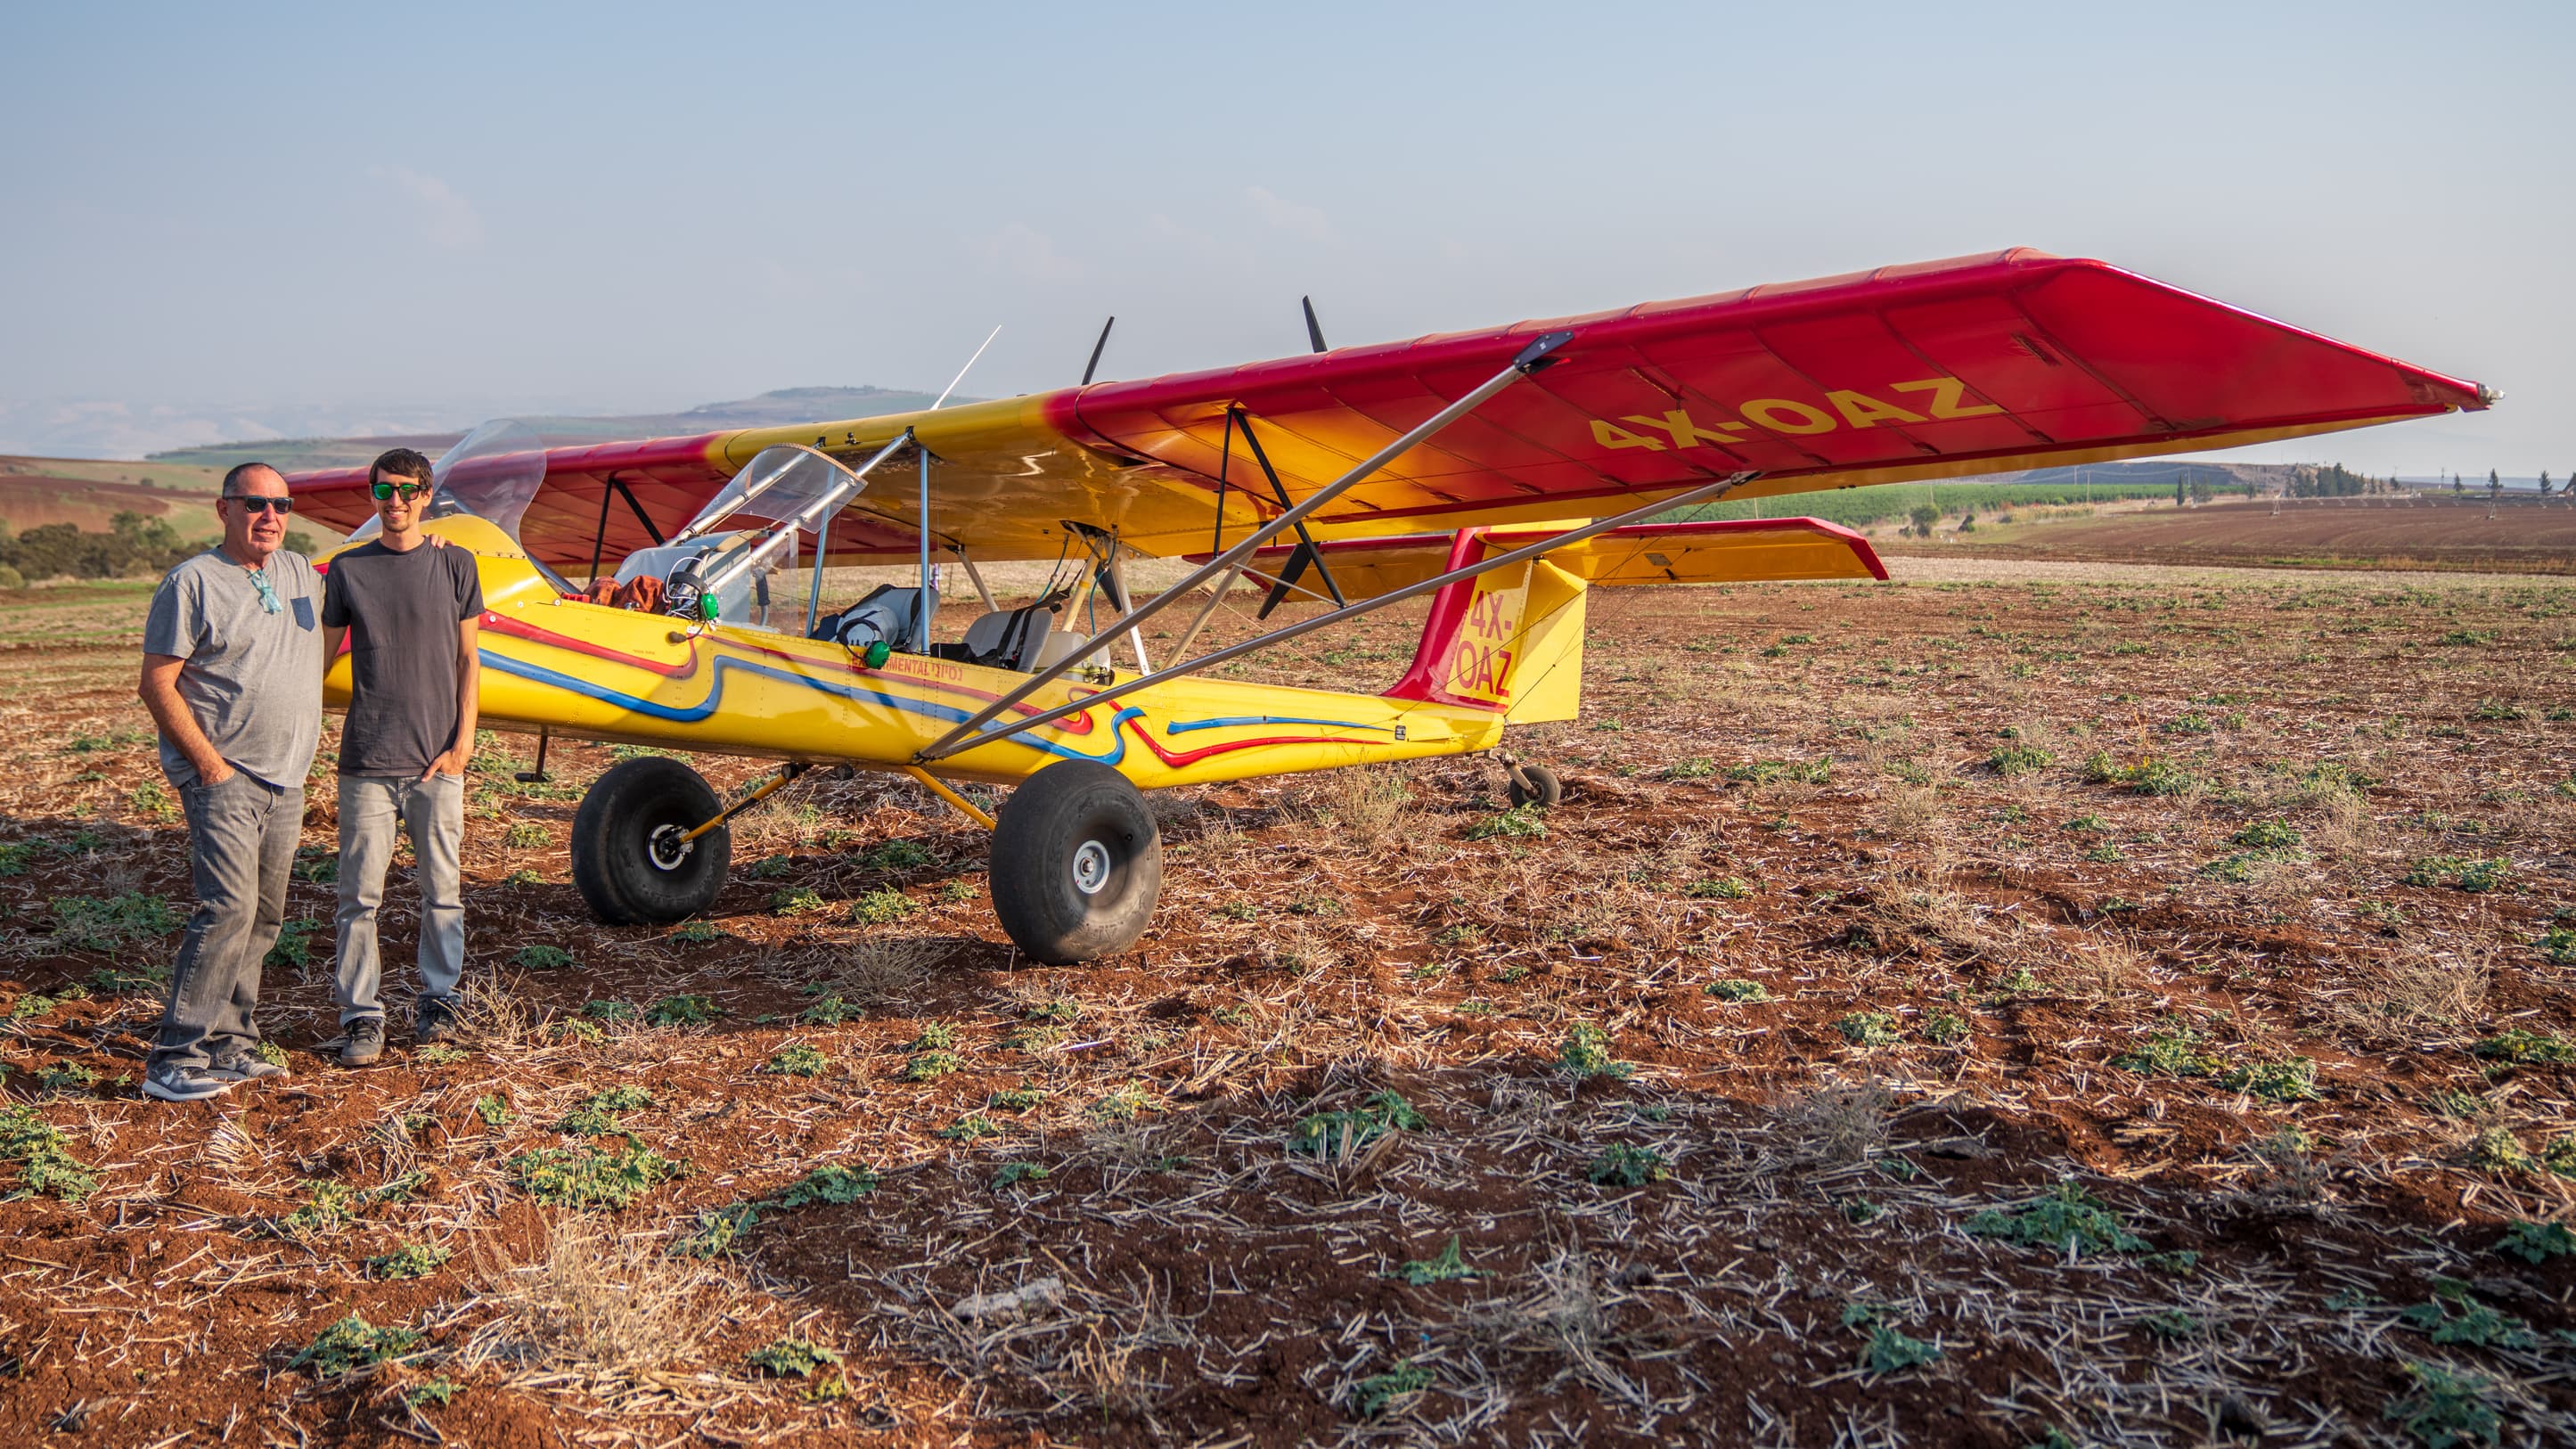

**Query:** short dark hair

left=370, top=448, right=434, bottom=487
left=220, top=461, right=282, bottom=497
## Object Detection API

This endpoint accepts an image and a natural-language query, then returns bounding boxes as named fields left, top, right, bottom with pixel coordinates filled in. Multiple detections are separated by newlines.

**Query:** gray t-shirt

left=143, top=549, right=325, bottom=789
left=321, top=540, right=483, bottom=777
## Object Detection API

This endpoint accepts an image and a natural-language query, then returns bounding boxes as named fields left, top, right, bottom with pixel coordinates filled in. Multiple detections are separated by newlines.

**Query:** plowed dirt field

left=3, top=562, right=2572, bottom=1447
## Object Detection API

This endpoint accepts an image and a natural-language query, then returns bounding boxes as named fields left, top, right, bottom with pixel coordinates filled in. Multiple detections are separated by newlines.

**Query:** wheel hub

left=1070, top=839, right=1112, bottom=896
left=647, top=823, right=695, bottom=872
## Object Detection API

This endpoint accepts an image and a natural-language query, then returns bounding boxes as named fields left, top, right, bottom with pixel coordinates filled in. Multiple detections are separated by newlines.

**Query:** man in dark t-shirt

left=320, top=447, right=483, bottom=1065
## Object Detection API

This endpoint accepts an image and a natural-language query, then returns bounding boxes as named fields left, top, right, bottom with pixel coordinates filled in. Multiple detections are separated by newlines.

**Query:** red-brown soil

left=1886, top=495, right=2576, bottom=575
left=3, top=564, right=2573, bottom=1446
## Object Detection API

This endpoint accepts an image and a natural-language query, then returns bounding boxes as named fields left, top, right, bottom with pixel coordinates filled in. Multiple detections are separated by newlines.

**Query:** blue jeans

left=151, top=773, right=302, bottom=1070
left=332, top=773, right=465, bottom=1025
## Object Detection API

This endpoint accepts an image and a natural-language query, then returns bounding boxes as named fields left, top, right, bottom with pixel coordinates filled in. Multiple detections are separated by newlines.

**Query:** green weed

left=1836, top=1011, right=1901, bottom=1047
left=1394, top=1235, right=1480, bottom=1285
left=1556, top=1022, right=1631, bottom=1078
left=2404, top=855, right=2508, bottom=893
left=1859, top=1326, right=1942, bottom=1376
left=1465, top=805, right=1548, bottom=840
left=1966, top=1181, right=2148, bottom=1257
left=748, top=1336, right=842, bottom=1378
left=48, top=892, right=179, bottom=951
left=1688, top=875, right=1754, bottom=899
left=511, top=944, right=575, bottom=970
left=644, top=995, right=722, bottom=1027
left=1291, top=1090, right=1427, bottom=1156
left=767, top=1044, right=828, bottom=1077
left=2496, top=1221, right=2576, bottom=1264
left=509, top=1143, right=683, bottom=1209
left=366, top=1242, right=452, bottom=1280
left=2384, top=1362, right=2500, bottom=1449
left=1349, top=1359, right=1431, bottom=1418
left=848, top=888, right=916, bottom=925
left=2473, top=1029, right=2572, bottom=1067
left=1584, top=1142, right=1670, bottom=1187
left=0, top=1105, right=96, bottom=1202
left=290, top=1314, right=422, bottom=1378
left=1705, top=978, right=1770, bottom=1003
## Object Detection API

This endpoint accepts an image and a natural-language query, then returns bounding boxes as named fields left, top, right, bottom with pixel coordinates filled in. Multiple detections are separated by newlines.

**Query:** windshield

left=348, top=418, right=550, bottom=546
left=677, top=444, right=867, bottom=540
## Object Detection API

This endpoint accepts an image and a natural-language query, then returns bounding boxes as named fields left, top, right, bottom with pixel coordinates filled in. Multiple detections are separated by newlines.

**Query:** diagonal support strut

left=913, top=330, right=1573, bottom=762
left=919, top=468, right=1762, bottom=763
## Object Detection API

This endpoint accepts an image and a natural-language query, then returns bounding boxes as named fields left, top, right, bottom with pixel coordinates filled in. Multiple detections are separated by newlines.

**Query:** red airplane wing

left=290, top=250, right=2485, bottom=574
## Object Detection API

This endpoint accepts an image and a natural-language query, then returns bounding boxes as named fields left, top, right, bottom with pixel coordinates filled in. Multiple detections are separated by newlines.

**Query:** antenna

left=1081, top=315, right=1116, bottom=386
left=1302, top=296, right=1328, bottom=354
left=932, top=325, right=1002, bottom=410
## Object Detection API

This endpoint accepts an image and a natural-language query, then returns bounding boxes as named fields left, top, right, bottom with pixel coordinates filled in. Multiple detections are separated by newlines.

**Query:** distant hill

left=143, top=386, right=957, bottom=471
left=0, top=456, right=228, bottom=541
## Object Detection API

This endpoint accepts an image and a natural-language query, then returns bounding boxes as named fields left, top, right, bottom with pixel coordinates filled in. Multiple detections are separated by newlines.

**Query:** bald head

left=221, top=462, right=285, bottom=498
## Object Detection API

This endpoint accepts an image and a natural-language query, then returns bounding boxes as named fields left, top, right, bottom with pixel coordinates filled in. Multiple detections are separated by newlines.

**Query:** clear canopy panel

left=348, top=418, right=550, bottom=548
left=677, top=444, right=867, bottom=538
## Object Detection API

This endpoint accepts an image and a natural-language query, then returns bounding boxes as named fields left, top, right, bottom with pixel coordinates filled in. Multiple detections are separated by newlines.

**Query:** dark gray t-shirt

left=321, top=541, right=483, bottom=777
left=143, top=549, right=325, bottom=789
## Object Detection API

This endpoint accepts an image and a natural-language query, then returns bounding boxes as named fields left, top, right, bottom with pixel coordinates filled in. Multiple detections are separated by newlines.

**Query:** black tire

left=1509, top=764, right=1563, bottom=808
left=988, top=760, right=1162, bottom=965
left=570, top=757, right=732, bottom=925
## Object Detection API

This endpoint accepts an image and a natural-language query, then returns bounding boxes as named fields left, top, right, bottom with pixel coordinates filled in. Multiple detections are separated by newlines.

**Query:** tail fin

left=1383, top=528, right=1587, bottom=723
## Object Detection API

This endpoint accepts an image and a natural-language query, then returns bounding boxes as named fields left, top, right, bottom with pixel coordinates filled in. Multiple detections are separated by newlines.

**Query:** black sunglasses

left=231, top=495, right=295, bottom=515
left=371, top=481, right=432, bottom=501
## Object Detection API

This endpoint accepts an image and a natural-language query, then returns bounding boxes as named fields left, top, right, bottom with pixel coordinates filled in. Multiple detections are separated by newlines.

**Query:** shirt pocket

left=292, top=596, right=317, bottom=631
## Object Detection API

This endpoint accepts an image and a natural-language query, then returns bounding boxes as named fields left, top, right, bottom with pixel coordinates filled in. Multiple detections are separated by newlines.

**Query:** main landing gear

left=988, top=760, right=1163, bottom=965
left=570, top=756, right=733, bottom=924
left=568, top=755, right=1165, bottom=966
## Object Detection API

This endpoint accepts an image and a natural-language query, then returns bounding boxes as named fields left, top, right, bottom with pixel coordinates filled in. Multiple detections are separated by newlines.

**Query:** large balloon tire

left=988, top=761, right=1163, bottom=965
left=570, top=757, right=732, bottom=925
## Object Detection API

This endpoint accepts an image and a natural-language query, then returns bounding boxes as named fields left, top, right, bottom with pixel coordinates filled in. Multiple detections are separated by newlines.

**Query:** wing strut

left=1231, top=406, right=1347, bottom=615
left=920, top=467, right=1762, bottom=761
left=609, top=476, right=666, bottom=547
left=912, top=330, right=1573, bottom=763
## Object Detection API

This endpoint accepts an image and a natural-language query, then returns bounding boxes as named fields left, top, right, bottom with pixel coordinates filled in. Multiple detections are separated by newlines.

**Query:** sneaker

left=414, top=997, right=460, bottom=1044
left=208, top=1050, right=290, bottom=1083
left=143, top=1062, right=235, bottom=1102
left=323, top=1017, right=385, bottom=1067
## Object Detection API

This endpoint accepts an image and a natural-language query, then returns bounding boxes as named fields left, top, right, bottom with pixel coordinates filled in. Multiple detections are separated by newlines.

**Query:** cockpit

left=420, top=422, right=1116, bottom=675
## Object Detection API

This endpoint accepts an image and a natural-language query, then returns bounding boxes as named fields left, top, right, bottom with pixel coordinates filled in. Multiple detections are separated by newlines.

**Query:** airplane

left=285, top=249, right=2489, bottom=964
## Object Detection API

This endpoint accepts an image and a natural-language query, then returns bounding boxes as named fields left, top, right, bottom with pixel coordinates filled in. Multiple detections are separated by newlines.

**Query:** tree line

left=0, top=512, right=315, bottom=589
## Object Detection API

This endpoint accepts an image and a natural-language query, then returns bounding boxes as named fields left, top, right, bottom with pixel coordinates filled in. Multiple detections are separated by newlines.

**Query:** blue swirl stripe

left=1164, top=715, right=1387, bottom=736
left=479, top=648, right=1139, bottom=765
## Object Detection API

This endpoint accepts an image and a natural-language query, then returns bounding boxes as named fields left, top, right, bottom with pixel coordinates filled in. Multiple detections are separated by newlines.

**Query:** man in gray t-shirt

left=137, top=462, right=323, bottom=1102
left=319, top=446, right=483, bottom=1065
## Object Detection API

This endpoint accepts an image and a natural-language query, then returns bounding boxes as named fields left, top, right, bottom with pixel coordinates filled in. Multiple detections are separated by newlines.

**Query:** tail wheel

left=1508, top=763, right=1563, bottom=808
left=988, top=760, right=1162, bottom=965
left=570, top=757, right=732, bottom=925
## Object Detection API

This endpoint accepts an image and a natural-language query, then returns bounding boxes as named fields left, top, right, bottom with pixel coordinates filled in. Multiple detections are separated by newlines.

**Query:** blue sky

left=2, top=2, right=2567, bottom=471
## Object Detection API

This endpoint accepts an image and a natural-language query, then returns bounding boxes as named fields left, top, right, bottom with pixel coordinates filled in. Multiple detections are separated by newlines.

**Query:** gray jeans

left=333, top=773, right=465, bottom=1025
left=151, top=772, right=303, bottom=1071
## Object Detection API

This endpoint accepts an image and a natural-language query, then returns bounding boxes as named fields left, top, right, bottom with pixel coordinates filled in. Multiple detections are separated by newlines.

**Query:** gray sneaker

left=415, top=997, right=461, bottom=1044
left=325, top=1017, right=385, bottom=1067
left=209, top=1050, right=290, bottom=1083
left=143, top=1062, right=235, bottom=1102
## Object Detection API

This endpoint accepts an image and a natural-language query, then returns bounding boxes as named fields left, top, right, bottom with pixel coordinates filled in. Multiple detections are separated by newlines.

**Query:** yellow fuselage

left=323, top=518, right=1514, bottom=790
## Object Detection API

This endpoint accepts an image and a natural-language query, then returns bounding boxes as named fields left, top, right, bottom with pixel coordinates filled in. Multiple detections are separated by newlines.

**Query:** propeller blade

left=1302, top=295, right=1327, bottom=354
left=1082, top=315, right=1116, bottom=386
